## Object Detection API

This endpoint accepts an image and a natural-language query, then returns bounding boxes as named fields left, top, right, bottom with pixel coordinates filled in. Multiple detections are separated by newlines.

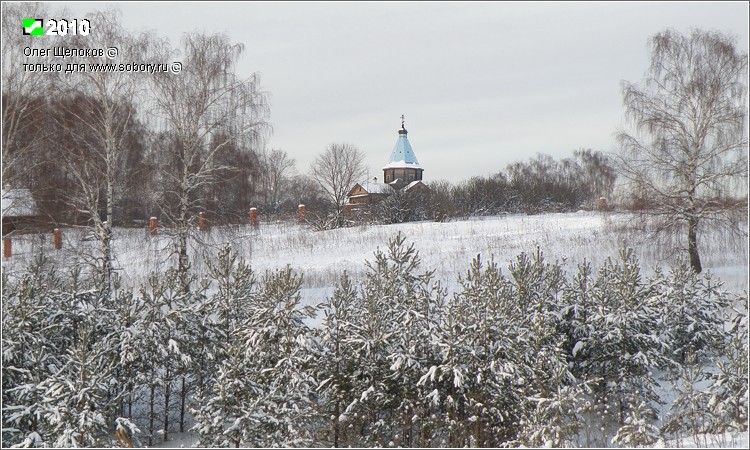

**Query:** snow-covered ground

left=655, top=431, right=748, bottom=448
left=3, top=211, right=747, bottom=448
left=3, top=211, right=748, bottom=332
left=2, top=211, right=748, bottom=302
left=4, top=211, right=747, bottom=297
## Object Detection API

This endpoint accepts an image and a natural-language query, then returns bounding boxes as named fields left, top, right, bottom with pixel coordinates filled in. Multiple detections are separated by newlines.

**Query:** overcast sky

left=61, top=1, right=749, bottom=183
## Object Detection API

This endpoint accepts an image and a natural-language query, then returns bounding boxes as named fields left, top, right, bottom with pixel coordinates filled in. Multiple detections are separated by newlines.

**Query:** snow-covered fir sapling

left=204, top=244, right=258, bottom=343
left=432, top=251, right=533, bottom=446
left=612, top=399, right=661, bottom=447
left=560, top=259, right=594, bottom=378
left=2, top=256, right=66, bottom=447
left=651, top=259, right=730, bottom=368
left=662, top=349, right=712, bottom=443
left=707, top=292, right=749, bottom=433
left=359, top=232, right=446, bottom=447
left=315, top=270, right=360, bottom=447
left=194, top=265, right=318, bottom=447
left=40, top=321, right=114, bottom=448
left=506, top=249, right=580, bottom=448
left=582, top=246, right=666, bottom=432
left=131, top=269, right=195, bottom=445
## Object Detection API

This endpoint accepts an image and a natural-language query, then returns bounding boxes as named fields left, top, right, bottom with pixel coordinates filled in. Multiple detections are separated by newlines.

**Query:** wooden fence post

left=343, top=204, right=352, bottom=218
left=298, top=204, right=305, bottom=224
left=199, top=212, right=207, bottom=231
left=598, top=197, right=607, bottom=211
left=3, top=238, right=10, bottom=258
left=149, top=217, right=158, bottom=236
left=250, top=208, right=258, bottom=227
left=54, top=228, right=62, bottom=250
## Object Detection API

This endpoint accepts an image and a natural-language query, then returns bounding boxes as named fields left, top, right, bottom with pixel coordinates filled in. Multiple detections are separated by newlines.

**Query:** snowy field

left=2, top=211, right=747, bottom=448
left=3, top=211, right=748, bottom=298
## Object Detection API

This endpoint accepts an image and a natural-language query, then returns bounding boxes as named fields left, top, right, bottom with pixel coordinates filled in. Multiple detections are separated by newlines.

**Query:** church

left=346, top=116, right=428, bottom=207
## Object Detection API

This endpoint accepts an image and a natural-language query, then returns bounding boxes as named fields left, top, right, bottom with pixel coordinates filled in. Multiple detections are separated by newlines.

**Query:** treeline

left=2, top=234, right=746, bottom=447
left=1, top=75, right=321, bottom=227
left=2, top=91, right=325, bottom=226
left=366, top=149, right=617, bottom=225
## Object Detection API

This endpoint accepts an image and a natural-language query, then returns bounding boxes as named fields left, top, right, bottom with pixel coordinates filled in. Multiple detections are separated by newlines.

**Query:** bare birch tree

left=310, top=142, right=366, bottom=227
left=616, top=29, right=748, bottom=273
left=259, top=148, right=296, bottom=211
left=53, top=9, right=151, bottom=290
left=149, top=31, right=269, bottom=289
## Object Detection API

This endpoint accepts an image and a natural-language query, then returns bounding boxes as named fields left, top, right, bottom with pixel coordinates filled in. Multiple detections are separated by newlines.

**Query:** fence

left=2, top=206, right=308, bottom=257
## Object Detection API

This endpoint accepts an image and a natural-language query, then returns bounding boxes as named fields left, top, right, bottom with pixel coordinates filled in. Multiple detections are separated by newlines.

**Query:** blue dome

left=383, top=127, right=421, bottom=170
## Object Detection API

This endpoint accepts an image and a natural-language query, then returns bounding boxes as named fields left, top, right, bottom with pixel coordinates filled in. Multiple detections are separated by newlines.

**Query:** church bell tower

left=382, top=115, right=423, bottom=189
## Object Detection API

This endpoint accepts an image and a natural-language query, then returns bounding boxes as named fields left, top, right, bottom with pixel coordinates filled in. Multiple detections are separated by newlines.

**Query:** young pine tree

left=612, top=400, right=661, bottom=447
left=348, top=232, right=446, bottom=447
left=652, top=259, right=730, bottom=367
left=707, top=293, right=748, bottom=433
left=583, top=247, right=666, bottom=431
left=1, top=256, right=67, bottom=447
left=195, top=266, right=318, bottom=447
left=315, top=271, right=360, bottom=448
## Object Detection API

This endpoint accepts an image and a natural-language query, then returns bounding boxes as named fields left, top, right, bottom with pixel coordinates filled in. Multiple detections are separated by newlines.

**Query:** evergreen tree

left=204, top=245, right=258, bottom=344
left=560, top=260, right=595, bottom=379
left=186, top=246, right=255, bottom=435
left=113, top=288, right=147, bottom=423
left=130, top=270, right=194, bottom=446
left=652, top=260, right=730, bottom=366
left=194, top=266, right=318, bottom=447
left=518, top=375, right=584, bottom=447
left=452, top=254, right=528, bottom=446
left=581, top=247, right=667, bottom=429
left=612, top=400, right=661, bottom=447
left=315, top=271, right=360, bottom=447
left=342, top=233, right=446, bottom=447
left=662, top=349, right=713, bottom=442
left=2, top=257, right=66, bottom=446
left=507, top=249, right=579, bottom=447
left=3, top=255, right=134, bottom=447
left=192, top=339, right=257, bottom=448
left=40, top=321, right=117, bottom=447
left=707, top=293, right=748, bottom=432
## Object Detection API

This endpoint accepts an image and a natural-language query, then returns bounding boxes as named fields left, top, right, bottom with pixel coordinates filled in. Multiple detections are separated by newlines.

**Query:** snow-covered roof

left=346, top=181, right=395, bottom=203
left=403, top=180, right=427, bottom=192
left=2, top=188, right=40, bottom=217
left=383, top=127, right=422, bottom=170
left=357, top=181, right=394, bottom=195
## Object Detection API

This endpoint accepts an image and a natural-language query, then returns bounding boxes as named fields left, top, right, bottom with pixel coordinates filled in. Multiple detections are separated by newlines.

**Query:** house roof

left=2, top=188, right=40, bottom=217
left=383, top=126, right=422, bottom=170
left=363, top=181, right=394, bottom=194
left=348, top=180, right=394, bottom=196
left=403, top=180, right=428, bottom=192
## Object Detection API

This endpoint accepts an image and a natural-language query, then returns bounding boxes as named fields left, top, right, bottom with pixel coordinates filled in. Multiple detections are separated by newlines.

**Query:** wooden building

left=346, top=116, right=428, bottom=206
left=347, top=179, right=394, bottom=205
left=2, top=187, right=42, bottom=235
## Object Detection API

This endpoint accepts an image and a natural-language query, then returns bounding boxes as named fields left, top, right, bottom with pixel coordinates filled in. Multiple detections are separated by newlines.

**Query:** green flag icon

left=22, top=18, right=43, bottom=36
